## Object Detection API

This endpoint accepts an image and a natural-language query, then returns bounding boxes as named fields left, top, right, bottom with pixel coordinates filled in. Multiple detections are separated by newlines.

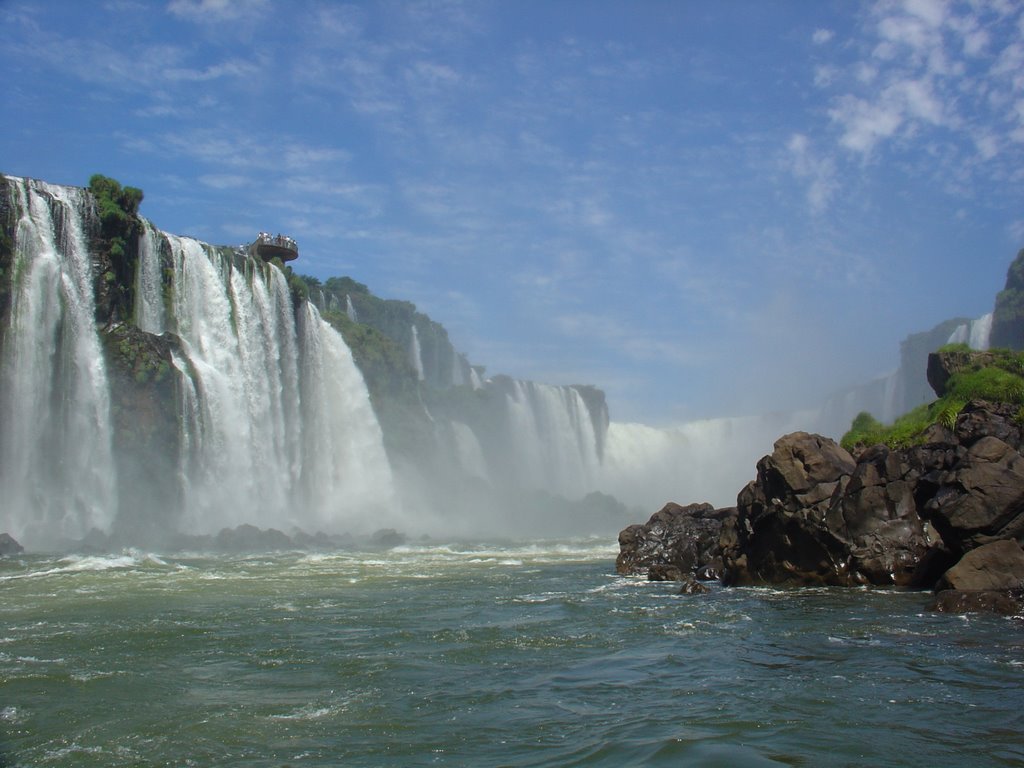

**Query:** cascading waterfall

left=0, top=175, right=399, bottom=546
left=135, top=219, right=166, bottom=334
left=297, top=303, right=395, bottom=530
left=488, top=379, right=601, bottom=499
left=409, top=324, right=425, bottom=381
left=345, top=294, right=358, bottom=322
left=0, top=177, right=117, bottom=546
left=947, top=312, right=993, bottom=350
left=159, top=235, right=395, bottom=535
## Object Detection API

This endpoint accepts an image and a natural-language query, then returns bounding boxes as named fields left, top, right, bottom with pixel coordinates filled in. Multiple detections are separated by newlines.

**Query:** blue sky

left=3, top=0, right=1023, bottom=424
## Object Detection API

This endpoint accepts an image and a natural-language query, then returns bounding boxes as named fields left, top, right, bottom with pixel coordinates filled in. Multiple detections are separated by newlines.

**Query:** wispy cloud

left=166, top=0, right=270, bottom=23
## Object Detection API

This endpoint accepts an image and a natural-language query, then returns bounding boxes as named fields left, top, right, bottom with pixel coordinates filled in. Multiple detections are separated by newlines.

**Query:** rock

left=930, top=588, right=1024, bottom=616
left=370, top=528, right=406, bottom=548
left=953, top=400, right=1024, bottom=452
left=214, top=524, right=294, bottom=552
left=926, top=349, right=996, bottom=398
left=0, top=533, right=24, bottom=556
left=723, top=434, right=942, bottom=587
left=616, top=502, right=735, bottom=579
left=990, top=247, right=1024, bottom=350
left=922, top=436, right=1024, bottom=552
left=935, top=539, right=1024, bottom=592
left=678, top=575, right=710, bottom=595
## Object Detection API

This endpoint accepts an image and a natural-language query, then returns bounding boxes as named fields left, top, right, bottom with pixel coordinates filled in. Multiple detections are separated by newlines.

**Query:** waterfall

left=486, top=378, right=601, bottom=498
left=451, top=351, right=466, bottom=387
left=165, top=235, right=301, bottom=532
left=165, top=237, right=395, bottom=535
left=409, top=324, right=425, bottom=381
left=599, top=410, right=820, bottom=510
left=297, top=304, right=395, bottom=531
left=0, top=177, right=117, bottom=546
left=345, top=294, right=358, bottom=322
left=0, top=174, right=398, bottom=545
left=947, top=312, right=993, bottom=350
left=135, top=219, right=166, bottom=334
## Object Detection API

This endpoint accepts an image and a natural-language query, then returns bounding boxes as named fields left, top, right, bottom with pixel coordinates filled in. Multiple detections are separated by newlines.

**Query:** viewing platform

left=251, top=232, right=298, bottom=262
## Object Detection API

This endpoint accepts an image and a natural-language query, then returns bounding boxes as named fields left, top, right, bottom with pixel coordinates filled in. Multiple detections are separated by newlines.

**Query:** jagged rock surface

left=616, top=502, right=735, bottom=581
left=620, top=400, right=1024, bottom=606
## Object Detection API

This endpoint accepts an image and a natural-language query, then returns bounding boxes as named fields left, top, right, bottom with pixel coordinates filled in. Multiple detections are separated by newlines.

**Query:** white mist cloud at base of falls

left=0, top=176, right=996, bottom=549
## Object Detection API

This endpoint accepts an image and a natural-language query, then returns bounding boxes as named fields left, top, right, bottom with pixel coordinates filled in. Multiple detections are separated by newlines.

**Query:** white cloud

left=198, top=173, right=248, bottom=189
left=812, top=28, right=835, bottom=45
left=786, top=134, right=838, bottom=214
left=829, top=95, right=903, bottom=153
left=166, top=0, right=269, bottom=23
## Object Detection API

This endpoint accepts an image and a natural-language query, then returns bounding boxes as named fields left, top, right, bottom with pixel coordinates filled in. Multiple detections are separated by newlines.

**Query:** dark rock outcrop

left=921, top=435, right=1024, bottom=552
left=622, top=400, right=1024, bottom=606
left=214, top=524, right=294, bottom=552
left=616, top=502, right=735, bottom=581
left=721, top=433, right=941, bottom=587
left=926, top=349, right=997, bottom=399
left=0, top=533, right=24, bottom=556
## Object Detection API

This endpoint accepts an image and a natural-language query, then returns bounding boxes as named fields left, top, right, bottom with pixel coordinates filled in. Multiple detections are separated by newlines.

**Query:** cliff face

left=990, top=248, right=1024, bottom=350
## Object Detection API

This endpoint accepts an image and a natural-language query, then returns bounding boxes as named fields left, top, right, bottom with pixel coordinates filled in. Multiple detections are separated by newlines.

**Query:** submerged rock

left=930, top=589, right=1024, bottom=616
left=214, top=524, right=294, bottom=552
left=0, top=533, right=24, bottom=556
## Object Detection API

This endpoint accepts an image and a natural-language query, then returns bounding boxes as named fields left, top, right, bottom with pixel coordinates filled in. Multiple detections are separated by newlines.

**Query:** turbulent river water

left=1, top=540, right=1022, bottom=767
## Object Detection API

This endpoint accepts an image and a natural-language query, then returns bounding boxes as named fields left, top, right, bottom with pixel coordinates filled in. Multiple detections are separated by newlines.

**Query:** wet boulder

left=616, top=502, right=735, bottom=580
left=921, top=435, right=1024, bottom=553
left=723, top=433, right=942, bottom=587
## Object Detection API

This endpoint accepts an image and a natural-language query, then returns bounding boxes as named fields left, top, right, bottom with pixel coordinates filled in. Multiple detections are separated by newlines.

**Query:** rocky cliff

left=619, top=349, right=1024, bottom=614
left=990, top=248, right=1024, bottom=350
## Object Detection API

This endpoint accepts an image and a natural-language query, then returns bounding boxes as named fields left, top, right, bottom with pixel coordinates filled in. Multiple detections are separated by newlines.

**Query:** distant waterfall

left=0, top=177, right=117, bottom=545
left=482, top=378, right=602, bottom=499
left=599, top=410, right=822, bottom=510
left=947, top=313, right=993, bottom=351
left=409, top=324, right=425, bottom=381
left=345, top=294, right=358, bottom=322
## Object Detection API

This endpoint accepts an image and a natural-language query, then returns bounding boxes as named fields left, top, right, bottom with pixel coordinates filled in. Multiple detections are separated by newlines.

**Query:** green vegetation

left=841, top=347, right=1024, bottom=451
left=88, top=174, right=145, bottom=323
left=89, top=174, right=144, bottom=259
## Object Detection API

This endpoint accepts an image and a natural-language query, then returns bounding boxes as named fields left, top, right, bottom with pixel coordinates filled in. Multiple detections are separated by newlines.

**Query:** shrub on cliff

left=88, top=174, right=144, bottom=323
left=842, top=348, right=1024, bottom=450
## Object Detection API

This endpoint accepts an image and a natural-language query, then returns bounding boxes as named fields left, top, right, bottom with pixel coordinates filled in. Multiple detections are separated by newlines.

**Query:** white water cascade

left=345, top=294, right=358, bottom=322
left=487, top=379, right=602, bottom=499
left=947, top=312, right=993, bottom=350
left=297, top=303, right=395, bottom=530
left=0, top=177, right=117, bottom=545
left=135, top=219, right=166, bottom=334
left=409, top=324, right=425, bottom=381
left=159, top=235, right=395, bottom=536
left=0, top=175, right=398, bottom=546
